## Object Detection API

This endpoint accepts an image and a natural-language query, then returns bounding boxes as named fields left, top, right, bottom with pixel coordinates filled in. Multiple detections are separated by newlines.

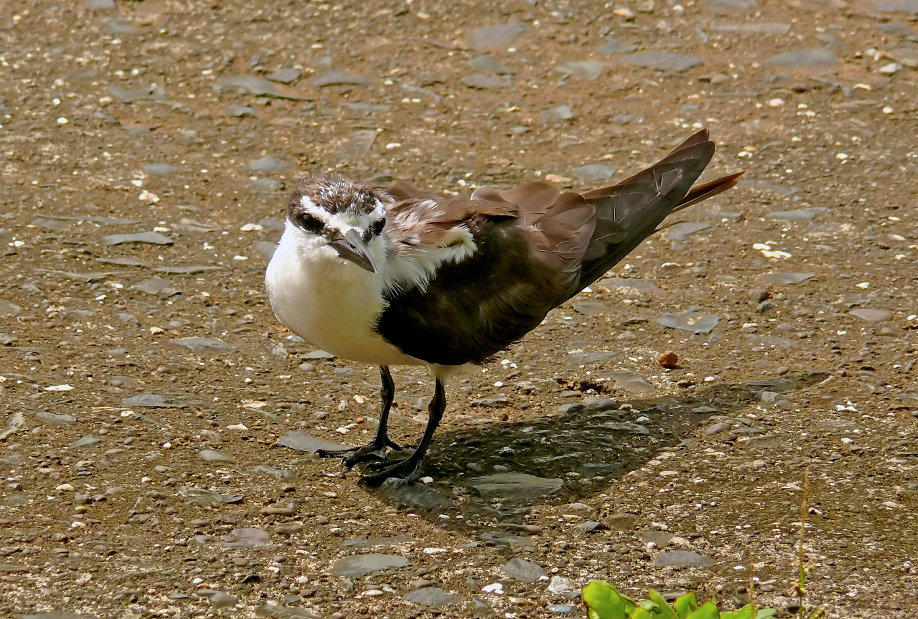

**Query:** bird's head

left=286, top=175, right=387, bottom=273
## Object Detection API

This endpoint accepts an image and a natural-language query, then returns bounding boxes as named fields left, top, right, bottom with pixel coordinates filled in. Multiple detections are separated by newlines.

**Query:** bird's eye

left=370, top=218, right=385, bottom=237
left=296, top=213, right=324, bottom=235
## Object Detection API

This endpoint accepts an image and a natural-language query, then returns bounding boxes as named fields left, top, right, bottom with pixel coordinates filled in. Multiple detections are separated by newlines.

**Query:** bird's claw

left=316, top=445, right=387, bottom=467
left=359, top=454, right=423, bottom=486
left=316, top=437, right=403, bottom=467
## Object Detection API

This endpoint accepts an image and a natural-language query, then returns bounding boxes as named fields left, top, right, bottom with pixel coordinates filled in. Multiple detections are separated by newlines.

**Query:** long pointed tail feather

left=565, top=130, right=742, bottom=299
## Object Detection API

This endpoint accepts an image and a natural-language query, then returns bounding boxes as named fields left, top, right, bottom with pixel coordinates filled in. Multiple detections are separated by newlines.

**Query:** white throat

left=265, top=222, right=420, bottom=366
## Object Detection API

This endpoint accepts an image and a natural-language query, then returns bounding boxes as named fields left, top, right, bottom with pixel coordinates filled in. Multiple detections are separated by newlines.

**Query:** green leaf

left=685, top=601, right=721, bottom=619
left=631, top=609, right=655, bottom=619
left=719, top=607, right=754, bottom=619
left=720, top=604, right=778, bottom=619
left=673, top=593, right=699, bottom=617
left=646, top=590, right=678, bottom=618
left=583, top=581, right=628, bottom=619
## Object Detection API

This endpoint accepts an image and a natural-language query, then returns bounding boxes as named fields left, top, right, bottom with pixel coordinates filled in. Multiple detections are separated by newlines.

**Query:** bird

left=265, top=128, right=742, bottom=484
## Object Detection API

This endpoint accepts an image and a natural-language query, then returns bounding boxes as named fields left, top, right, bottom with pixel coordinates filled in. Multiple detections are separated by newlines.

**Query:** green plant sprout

left=582, top=582, right=777, bottom=619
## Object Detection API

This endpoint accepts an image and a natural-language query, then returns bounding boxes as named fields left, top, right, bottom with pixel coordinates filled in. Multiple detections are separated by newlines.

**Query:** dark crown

left=288, top=175, right=381, bottom=217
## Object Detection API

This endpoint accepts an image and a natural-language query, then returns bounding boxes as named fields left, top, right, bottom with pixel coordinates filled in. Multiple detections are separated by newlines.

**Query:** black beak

left=328, top=229, right=377, bottom=273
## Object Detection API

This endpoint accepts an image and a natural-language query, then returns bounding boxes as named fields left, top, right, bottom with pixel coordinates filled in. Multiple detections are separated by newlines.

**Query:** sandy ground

left=0, top=0, right=916, bottom=617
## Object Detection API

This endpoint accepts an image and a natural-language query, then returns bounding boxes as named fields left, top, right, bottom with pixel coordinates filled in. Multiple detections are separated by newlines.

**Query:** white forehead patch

left=300, top=195, right=332, bottom=225
left=296, top=194, right=386, bottom=236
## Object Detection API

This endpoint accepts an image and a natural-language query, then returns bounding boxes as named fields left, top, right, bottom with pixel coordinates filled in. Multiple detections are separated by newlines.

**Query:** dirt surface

left=1, top=1, right=917, bottom=617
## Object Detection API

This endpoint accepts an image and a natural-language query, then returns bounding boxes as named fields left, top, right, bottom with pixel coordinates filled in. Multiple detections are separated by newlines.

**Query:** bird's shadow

left=367, top=371, right=828, bottom=533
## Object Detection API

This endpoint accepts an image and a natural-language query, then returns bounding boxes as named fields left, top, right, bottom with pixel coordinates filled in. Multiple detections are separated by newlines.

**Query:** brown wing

left=375, top=182, right=597, bottom=366
left=375, top=130, right=740, bottom=365
left=570, top=129, right=736, bottom=295
left=381, top=181, right=518, bottom=249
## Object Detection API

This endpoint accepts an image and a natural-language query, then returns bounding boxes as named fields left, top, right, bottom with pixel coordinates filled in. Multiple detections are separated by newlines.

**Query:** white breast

left=265, top=224, right=422, bottom=366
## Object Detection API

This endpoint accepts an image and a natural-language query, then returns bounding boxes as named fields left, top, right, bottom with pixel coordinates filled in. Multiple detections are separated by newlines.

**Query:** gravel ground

left=0, top=1, right=916, bottom=617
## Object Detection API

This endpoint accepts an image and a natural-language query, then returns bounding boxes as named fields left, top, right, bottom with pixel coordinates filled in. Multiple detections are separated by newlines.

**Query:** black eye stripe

left=297, top=213, right=324, bottom=234
left=370, top=218, right=385, bottom=236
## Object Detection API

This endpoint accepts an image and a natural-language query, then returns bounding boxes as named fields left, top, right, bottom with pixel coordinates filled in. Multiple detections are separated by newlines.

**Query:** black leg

left=317, top=366, right=402, bottom=465
left=361, top=377, right=446, bottom=485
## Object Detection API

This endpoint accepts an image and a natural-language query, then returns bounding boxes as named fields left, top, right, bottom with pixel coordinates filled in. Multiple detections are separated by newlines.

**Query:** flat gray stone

left=131, top=277, right=178, bottom=295
left=664, top=221, right=713, bottom=240
left=572, top=163, right=616, bottom=181
left=198, top=449, right=233, bottom=463
left=123, top=393, right=185, bottom=408
left=249, top=465, right=294, bottom=481
left=337, top=129, right=377, bottom=162
left=109, top=84, right=168, bottom=102
left=572, top=301, right=609, bottom=315
left=256, top=606, right=321, bottom=619
left=226, top=105, right=256, bottom=117
left=653, top=550, right=713, bottom=567
left=600, top=421, right=650, bottom=435
left=471, top=393, right=508, bottom=407
left=403, top=587, right=463, bottom=608
left=0, top=299, right=21, bottom=317
left=767, top=207, right=829, bottom=221
left=547, top=575, right=576, bottom=595
left=142, top=163, right=181, bottom=176
left=704, top=0, right=758, bottom=8
left=154, top=265, right=222, bottom=275
left=608, top=370, right=655, bottom=394
left=850, top=308, right=892, bottom=322
left=277, top=431, right=348, bottom=454
left=468, top=472, right=563, bottom=500
left=253, top=240, right=278, bottom=262
left=712, top=22, right=791, bottom=34
left=266, top=68, right=301, bottom=84
left=765, top=48, right=838, bottom=69
left=655, top=311, right=720, bottom=334
left=762, top=272, right=814, bottom=285
left=468, top=54, right=514, bottom=74
left=567, top=351, right=616, bottom=363
left=249, top=156, right=292, bottom=172
left=343, top=102, right=391, bottom=115
left=461, top=73, right=512, bottom=89
left=597, top=37, right=637, bottom=54
left=178, top=486, right=244, bottom=505
left=221, top=527, right=270, bottom=548
left=467, top=23, right=532, bottom=51
left=860, top=0, right=918, bottom=12
left=210, top=592, right=238, bottom=608
left=309, top=70, right=369, bottom=87
left=554, top=60, right=605, bottom=81
left=248, top=178, right=284, bottom=193
left=330, top=553, right=410, bottom=578
left=36, top=412, right=76, bottom=424
left=542, top=105, right=575, bottom=122
left=172, top=337, right=236, bottom=354
left=102, top=231, right=173, bottom=246
left=501, top=557, right=547, bottom=581
left=72, top=435, right=101, bottom=448
left=214, top=75, right=310, bottom=100
left=619, top=51, right=702, bottom=72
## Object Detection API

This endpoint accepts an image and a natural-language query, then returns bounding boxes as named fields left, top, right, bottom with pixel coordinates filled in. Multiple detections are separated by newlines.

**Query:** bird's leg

left=317, top=366, right=402, bottom=465
left=361, top=377, right=446, bottom=485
